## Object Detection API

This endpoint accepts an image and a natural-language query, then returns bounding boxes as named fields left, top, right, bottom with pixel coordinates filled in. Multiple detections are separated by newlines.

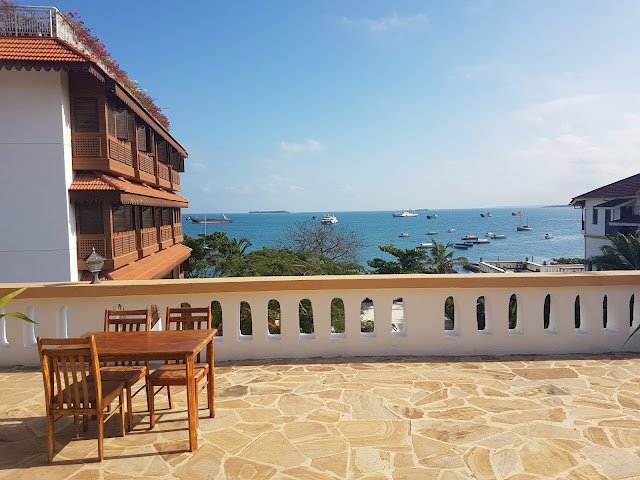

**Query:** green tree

left=182, top=232, right=252, bottom=278
left=588, top=232, right=640, bottom=270
left=422, top=238, right=469, bottom=273
left=551, top=257, right=584, bottom=265
left=367, top=244, right=433, bottom=274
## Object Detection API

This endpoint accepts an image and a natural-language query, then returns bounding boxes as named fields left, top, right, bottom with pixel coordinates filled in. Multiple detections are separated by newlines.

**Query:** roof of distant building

left=570, top=173, right=640, bottom=205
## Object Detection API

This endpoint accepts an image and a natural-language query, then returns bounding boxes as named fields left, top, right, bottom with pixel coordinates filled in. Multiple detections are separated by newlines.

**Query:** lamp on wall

left=85, top=248, right=105, bottom=284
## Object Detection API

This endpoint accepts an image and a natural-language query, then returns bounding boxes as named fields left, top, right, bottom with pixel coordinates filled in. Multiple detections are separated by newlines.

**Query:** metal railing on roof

left=0, top=5, right=59, bottom=37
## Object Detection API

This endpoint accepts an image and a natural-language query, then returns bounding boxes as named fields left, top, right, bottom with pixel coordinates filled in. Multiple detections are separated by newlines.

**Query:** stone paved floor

left=2, top=354, right=640, bottom=479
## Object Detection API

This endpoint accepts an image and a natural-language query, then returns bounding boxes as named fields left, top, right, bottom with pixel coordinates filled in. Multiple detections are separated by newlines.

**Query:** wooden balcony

left=156, top=162, right=171, bottom=189
left=135, top=150, right=156, bottom=184
left=170, top=166, right=181, bottom=191
left=159, top=225, right=173, bottom=249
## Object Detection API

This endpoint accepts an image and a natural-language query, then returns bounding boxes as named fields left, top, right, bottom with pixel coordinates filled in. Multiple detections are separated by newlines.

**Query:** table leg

left=207, top=339, right=215, bottom=418
left=185, top=355, right=197, bottom=451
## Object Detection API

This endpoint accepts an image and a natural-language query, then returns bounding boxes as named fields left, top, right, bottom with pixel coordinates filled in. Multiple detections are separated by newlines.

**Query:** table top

left=83, top=330, right=215, bottom=362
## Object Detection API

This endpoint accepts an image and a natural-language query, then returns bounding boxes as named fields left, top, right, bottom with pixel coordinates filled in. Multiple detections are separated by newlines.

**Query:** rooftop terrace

left=3, top=353, right=640, bottom=479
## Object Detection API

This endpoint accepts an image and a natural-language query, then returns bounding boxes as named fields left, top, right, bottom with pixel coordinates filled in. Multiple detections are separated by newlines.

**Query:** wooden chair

left=148, top=306, right=212, bottom=428
left=101, top=308, right=151, bottom=432
left=37, top=335, right=125, bottom=462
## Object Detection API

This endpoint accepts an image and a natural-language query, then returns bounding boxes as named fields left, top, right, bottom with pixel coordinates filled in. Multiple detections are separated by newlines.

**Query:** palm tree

left=0, top=288, right=35, bottom=323
left=588, top=232, right=640, bottom=270
left=422, top=238, right=468, bottom=273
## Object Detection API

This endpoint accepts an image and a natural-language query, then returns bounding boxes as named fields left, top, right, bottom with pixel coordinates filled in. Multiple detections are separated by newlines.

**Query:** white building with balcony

left=570, top=172, right=640, bottom=263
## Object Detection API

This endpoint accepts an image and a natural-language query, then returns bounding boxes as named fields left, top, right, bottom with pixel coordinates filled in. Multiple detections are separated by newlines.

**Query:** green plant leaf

left=0, top=312, right=36, bottom=324
left=0, top=287, right=26, bottom=310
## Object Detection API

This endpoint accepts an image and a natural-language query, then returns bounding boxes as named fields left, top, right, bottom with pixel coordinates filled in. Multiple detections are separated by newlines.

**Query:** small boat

left=472, top=238, right=490, bottom=244
left=392, top=210, right=418, bottom=217
left=399, top=233, right=410, bottom=237
left=426, top=214, right=438, bottom=219
left=487, top=212, right=492, bottom=217
left=463, top=241, right=475, bottom=247
left=491, top=234, right=507, bottom=239
left=480, top=213, right=485, bottom=217
left=447, top=228, right=456, bottom=233
left=416, top=242, right=434, bottom=249
left=427, top=231, right=438, bottom=235
left=485, top=232, right=493, bottom=237
left=512, top=211, right=524, bottom=216
left=312, top=215, right=317, bottom=220
left=187, top=214, right=232, bottom=224
left=454, top=243, right=470, bottom=249
left=517, top=217, right=533, bottom=231
left=321, top=214, right=338, bottom=224
left=462, top=235, right=478, bottom=240
left=545, top=233, right=553, bottom=239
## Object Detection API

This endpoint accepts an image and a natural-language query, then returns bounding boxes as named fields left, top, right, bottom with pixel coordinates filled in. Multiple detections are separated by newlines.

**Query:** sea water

left=182, top=207, right=584, bottom=268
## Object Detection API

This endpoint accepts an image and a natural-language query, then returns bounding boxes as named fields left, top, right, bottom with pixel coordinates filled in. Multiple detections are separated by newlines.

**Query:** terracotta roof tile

left=571, top=173, right=640, bottom=203
left=0, top=37, right=88, bottom=62
left=109, top=244, right=192, bottom=281
left=70, top=172, right=189, bottom=204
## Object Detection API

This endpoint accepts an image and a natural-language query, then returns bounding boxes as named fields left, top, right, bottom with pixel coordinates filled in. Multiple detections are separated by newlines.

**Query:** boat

left=491, top=234, right=507, bottom=239
left=399, top=233, right=410, bottom=237
left=480, top=213, right=485, bottom=217
left=447, top=228, right=456, bottom=233
left=392, top=210, right=418, bottom=217
left=426, top=214, right=438, bottom=219
left=545, top=233, right=553, bottom=239
left=312, top=215, right=317, bottom=220
left=462, top=235, right=478, bottom=240
left=186, top=214, right=232, bottom=224
left=512, top=211, right=524, bottom=216
left=416, top=242, right=434, bottom=249
left=487, top=212, right=492, bottom=217
left=517, top=225, right=533, bottom=231
left=472, top=238, right=490, bottom=244
left=320, top=214, right=338, bottom=225
left=485, top=232, right=494, bottom=237
left=426, top=231, right=438, bottom=235
left=454, top=243, right=470, bottom=249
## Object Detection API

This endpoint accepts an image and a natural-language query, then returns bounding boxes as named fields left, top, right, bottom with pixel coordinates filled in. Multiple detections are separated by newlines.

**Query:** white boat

left=447, top=228, right=456, bottom=233
left=485, top=232, right=494, bottom=237
left=517, top=217, right=533, bottom=231
left=417, top=242, right=434, bottom=249
left=491, top=234, right=507, bottom=239
left=472, top=238, right=490, bottom=244
left=426, top=231, right=438, bottom=235
left=392, top=210, right=418, bottom=217
left=399, top=233, right=410, bottom=237
left=545, top=233, right=553, bottom=239
left=462, top=235, right=478, bottom=241
left=321, top=214, right=338, bottom=225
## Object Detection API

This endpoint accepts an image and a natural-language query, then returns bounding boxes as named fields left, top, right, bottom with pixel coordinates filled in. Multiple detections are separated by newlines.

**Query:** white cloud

left=338, top=13, right=427, bottom=32
left=278, top=139, right=326, bottom=153
left=190, top=162, right=208, bottom=173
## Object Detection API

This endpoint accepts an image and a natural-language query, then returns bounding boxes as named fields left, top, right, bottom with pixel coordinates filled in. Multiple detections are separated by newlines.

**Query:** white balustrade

left=1, top=272, right=639, bottom=366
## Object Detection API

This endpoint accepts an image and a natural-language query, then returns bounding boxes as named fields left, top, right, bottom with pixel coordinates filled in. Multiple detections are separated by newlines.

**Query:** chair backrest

left=37, top=336, right=101, bottom=413
left=166, top=306, right=211, bottom=363
left=104, top=309, right=151, bottom=333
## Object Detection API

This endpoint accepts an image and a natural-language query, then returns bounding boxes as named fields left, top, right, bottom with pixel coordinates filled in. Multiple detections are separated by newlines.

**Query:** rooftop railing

left=1, top=272, right=639, bottom=366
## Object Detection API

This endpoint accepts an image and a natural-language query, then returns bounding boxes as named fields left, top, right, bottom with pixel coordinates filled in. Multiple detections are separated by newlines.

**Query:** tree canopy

left=182, top=232, right=252, bottom=278
left=367, top=244, right=434, bottom=274
left=588, top=232, right=640, bottom=270
left=279, top=220, right=366, bottom=262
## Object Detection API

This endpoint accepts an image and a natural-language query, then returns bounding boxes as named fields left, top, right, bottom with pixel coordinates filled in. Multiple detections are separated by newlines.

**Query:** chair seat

left=98, top=365, right=147, bottom=386
left=149, top=363, right=208, bottom=385
left=51, top=380, right=125, bottom=408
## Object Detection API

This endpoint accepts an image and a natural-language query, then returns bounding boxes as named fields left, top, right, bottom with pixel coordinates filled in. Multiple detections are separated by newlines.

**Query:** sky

left=48, top=1, right=640, bottom=212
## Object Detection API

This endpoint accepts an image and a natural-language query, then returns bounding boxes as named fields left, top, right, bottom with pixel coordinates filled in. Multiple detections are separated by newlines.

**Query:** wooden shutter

left=162, top=208, right=171, bottom=225
left=142, top=206, right=153, bottom=228
left=78, top=203, right=103, bottom=234
left=112, top=205, right=125, bottom=233
left=137, top=125, right=147, bottom=151
left=170, top=151, right=180, bottom=170
left=116, top=109, right=128, bottom=140
left=73, top=98, right=98, bottom=133
left=107, top=102, right=116, bottom=136
left=127, top=112, right=135, bottom=142
left=157, top=140, right=168, bottom=163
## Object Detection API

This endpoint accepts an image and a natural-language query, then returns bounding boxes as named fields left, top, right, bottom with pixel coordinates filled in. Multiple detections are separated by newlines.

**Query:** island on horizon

left=248, top=210, right=290, bottom=214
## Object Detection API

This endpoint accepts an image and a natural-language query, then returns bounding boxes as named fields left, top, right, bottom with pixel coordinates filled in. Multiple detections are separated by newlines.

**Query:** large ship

left=321, top=214, right=338, bottom=225
left=186, top=214, right=232, bottom=224
left=392, top=210, right=418, bottom=217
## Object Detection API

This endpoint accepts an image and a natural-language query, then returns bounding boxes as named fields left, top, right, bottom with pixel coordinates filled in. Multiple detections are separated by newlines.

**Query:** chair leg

left=126, top=385, right=133, bottom=432
left=46, top=413, right=55, bottom=462
left=149, top=384, right=156, bottom=429
left=195, top=383, right=199, bottom=428
left=167, top=385, right=173, bottom=409
left=119, top=391, right=126, bottom=436
left=97, top=410, right=104, bottom=462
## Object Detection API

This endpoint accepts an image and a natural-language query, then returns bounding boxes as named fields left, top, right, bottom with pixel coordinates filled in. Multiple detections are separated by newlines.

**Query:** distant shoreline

left=248, top=210, right=290, bottom=214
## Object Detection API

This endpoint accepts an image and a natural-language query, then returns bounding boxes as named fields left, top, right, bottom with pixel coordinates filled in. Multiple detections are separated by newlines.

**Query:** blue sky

left=51, top=1, right=640, bottom=212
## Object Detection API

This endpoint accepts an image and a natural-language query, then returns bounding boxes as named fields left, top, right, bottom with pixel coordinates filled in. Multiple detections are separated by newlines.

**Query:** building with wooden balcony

left=0, top=5, right=191, bottom=282
left=570, top=172, right=640, bottom=263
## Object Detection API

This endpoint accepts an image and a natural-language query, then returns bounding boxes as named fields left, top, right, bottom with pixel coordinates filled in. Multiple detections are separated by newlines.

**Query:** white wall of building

left=0, top=69, right=77, bottom=282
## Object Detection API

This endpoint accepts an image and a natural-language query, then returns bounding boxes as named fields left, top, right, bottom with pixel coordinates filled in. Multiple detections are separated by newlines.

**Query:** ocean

left=182, top=207, right=584, bottom=269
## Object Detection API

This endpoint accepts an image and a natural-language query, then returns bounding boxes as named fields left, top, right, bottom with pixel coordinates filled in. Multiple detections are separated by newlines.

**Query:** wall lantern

left=85, top=247, right=106, bottom=284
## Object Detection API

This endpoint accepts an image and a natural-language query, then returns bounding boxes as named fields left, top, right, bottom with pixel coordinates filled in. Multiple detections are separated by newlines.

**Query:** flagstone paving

left=2, top=354, right=640, bottom=479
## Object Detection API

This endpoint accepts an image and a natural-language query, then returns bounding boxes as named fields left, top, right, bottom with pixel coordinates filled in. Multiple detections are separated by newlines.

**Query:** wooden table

left=84, top=330, right=215, bottom=451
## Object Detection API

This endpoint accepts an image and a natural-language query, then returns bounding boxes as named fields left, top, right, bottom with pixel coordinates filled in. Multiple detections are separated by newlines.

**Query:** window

left=73, top=98, right=99, bottom=132
left=142, top=206, right=154, bottom=229
left=112, top=205, right=133, bottom=233
left=77, top=203, right=103, bottom=234
left=592, top=208, right=598, bottom=225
